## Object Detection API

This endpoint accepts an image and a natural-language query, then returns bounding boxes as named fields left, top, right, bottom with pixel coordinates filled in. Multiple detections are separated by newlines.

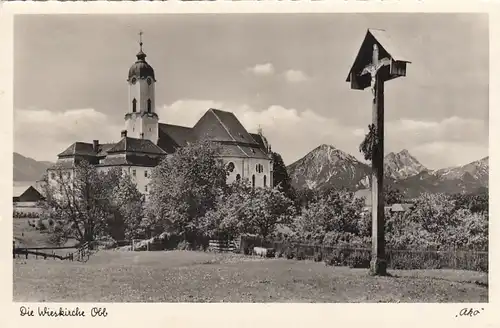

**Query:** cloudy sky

left=14, top=13, right=488, bottom=169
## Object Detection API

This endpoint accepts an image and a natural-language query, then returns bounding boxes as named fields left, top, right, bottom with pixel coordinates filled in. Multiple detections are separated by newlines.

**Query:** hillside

left=13, top=152, right=53, bottom=182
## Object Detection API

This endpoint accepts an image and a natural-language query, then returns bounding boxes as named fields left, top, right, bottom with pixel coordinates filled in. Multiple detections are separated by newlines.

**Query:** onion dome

left=128, top=36, right=155, bottom=82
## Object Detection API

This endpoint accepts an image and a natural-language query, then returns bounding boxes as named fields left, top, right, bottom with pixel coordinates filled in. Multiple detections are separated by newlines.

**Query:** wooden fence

left=239, top=237, right=488, bottom=272
left=208, top=239, right=239, bottom=253
left=13, top=241, right=96, bottom=262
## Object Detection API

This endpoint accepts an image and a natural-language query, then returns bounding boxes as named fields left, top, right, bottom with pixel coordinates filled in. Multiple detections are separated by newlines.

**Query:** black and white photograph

left=11, top=11, right=489, bottom=304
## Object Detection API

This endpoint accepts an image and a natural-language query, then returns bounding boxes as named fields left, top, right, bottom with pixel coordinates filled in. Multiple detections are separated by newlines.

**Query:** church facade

left=48, top=39, right=273, bottom=194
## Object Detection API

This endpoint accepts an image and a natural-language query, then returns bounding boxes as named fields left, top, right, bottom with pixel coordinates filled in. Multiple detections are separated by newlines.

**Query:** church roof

left=250, top=133, right=267, bottom=150
left=224, top=144, right=270, bottom=159
left=56, top=108, right=270, bottom=167
left=107, top=137, right=167, bottom=155
left=128, top=41, right=155, bottom=82
left=58, top=142, right=96, bottom=157
left=192, top=108, right=261, bottom=145
left=156, top=109, right=271, bottom=159
left=96, top=143, right=116, bottom=157
left=128, top=59, right=155, bottom=82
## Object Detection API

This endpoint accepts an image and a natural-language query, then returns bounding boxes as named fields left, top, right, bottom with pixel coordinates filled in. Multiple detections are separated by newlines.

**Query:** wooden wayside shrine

left=346, top=28, right=411, bottom=276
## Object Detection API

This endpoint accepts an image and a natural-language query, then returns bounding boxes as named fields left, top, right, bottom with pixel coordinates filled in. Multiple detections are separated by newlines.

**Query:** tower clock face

left=131, top=78, right=137, bottom=85
left=147, top=78, right=152, bottom=85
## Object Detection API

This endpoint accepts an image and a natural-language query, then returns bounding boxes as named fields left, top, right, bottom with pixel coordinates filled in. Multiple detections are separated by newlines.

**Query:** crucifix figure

left=361, top=44, right=391, bottom=96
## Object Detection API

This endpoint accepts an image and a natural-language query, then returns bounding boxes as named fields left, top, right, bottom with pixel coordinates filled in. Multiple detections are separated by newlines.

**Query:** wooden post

left=346, top=28, right=410, bottom=271
left=370, top=72, right=387, bottom=276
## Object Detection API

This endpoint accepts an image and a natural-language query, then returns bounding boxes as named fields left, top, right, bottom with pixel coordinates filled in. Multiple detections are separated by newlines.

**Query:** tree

left=452, top=188, right=488, bottom=214
left=241, top=187, right=296, bottom=240
left=294, top=187, right=319, bottom=210
left=147, top=140, right=228, bottom=245
left=271, top=151, right=295, bottom=200
left=384, top=184, right=404, bottom=205
left=107, top=172, right=145, bottom=240
left=292, top=190, right=366, bottom=245
left=201, top=179, right=252, bottom=240
left=202, top=179, right=296, bottom=241
left=40, top=161, right=121, bottom=246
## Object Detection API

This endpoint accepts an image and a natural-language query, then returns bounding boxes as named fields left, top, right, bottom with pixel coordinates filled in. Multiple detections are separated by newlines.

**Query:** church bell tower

left=124, top=31, right=159, bottom=144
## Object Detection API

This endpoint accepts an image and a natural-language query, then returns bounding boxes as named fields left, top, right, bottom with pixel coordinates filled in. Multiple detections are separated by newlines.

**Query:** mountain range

left=13, top=152, right=53, bottom=182
left=287, top=144, right=488, bottom=197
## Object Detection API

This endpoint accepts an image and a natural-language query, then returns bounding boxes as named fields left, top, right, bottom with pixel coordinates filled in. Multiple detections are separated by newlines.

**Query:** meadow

left=13, top=250, right=488, bottom=303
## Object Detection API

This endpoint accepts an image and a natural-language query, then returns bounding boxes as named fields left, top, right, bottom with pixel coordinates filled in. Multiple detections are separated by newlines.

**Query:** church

left=49, top=37, right=273, bottom=194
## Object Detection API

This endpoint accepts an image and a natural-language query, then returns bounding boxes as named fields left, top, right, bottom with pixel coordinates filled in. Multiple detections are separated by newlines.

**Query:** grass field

left=13, top=250, right=488, bottom=303
left=13, top=217, right=77, bottom=248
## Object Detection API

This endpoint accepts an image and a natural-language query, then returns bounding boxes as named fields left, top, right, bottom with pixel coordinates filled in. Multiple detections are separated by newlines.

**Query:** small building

left=354, top=188, right=414, bottom=213
left=13, top=185, right=44, bottom=203
left=390, top=203, right=415, bottom=213
left=13, top=185, right=45, bottom=216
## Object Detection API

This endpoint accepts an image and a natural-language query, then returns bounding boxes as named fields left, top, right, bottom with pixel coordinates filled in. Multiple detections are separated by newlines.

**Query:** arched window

left=147, top=99, right=152, bottom=113
left=227, top=162, right=235, bottom=173
left=264, top=175, right=267, bottom=187
left=252, top=175, right=255, bottom=188
left=132, top=98, right=137, bottom=112
left=236, top=174, right=241, bottom=181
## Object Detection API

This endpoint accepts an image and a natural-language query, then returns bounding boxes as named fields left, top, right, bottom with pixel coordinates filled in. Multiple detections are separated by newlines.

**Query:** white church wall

left=141, top=115, right=159, bottom=144
left=222, top=156, right=272, bottom=188
left=97, top=164, right=152, bottom=195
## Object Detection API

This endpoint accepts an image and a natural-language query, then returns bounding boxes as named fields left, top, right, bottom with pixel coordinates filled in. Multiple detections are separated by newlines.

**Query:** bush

left=346, top=250, right=370, bottom=269
left=266, top=248, right=276, bottom=258
left=176, top=240, right=191, bottom=251
left=324, top=253, right=336, bottom=266
left=36, top=219, right=47, bottom=231
left=388, top=251, right=442, bottom=270
left=243, top=245, right=253, bottom=255
left=313, top=250, right=323, bottom=262
left=284, top=245, right=295, bottom=259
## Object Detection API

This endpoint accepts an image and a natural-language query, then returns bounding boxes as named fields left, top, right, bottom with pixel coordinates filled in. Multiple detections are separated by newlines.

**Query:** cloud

left=245, top=63, right=275, bottom=76
left=284, top=69, right=309, bottom=83
left=412, top=142, right=488, bottom=169
left=14, top=108, right=122, bottom=161
left=385, top=116, right=487, bottom=148
left=384, top=116, right=488, bottom=168
left=158, top=100, right=223, bottom=127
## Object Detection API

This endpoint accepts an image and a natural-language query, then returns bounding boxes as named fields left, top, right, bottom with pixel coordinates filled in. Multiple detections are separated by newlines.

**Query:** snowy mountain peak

left=286, top=145, right=488, bottom=196
left=434, top=155, right=489, bottom=187
left=384, top=149, right=427, bottom=180
left=287, top=144, right=370, bottom=191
